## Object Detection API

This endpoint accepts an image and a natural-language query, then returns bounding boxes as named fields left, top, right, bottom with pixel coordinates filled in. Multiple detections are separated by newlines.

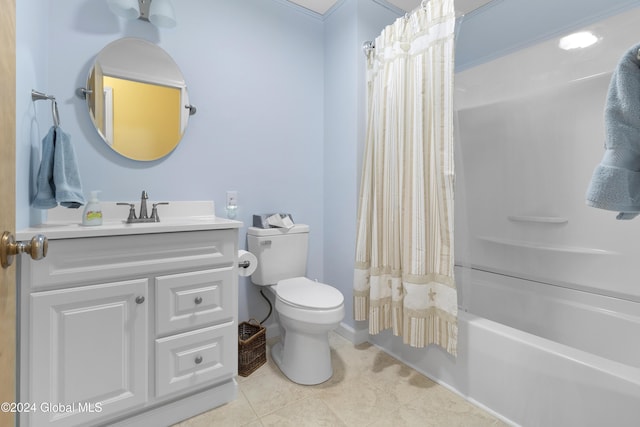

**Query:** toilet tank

left=247, top=224, right=310, bottom=286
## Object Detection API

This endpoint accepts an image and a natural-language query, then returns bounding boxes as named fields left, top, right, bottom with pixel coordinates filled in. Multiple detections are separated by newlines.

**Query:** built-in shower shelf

left=476, top=236, right=617, bottom=255
left=507, top=215, right=569, bottom=224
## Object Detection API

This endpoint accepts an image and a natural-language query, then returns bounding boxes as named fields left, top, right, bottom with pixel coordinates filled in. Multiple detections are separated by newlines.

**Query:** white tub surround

left=17, top=202, right=242, bottom=427
left=365, top=6, right=640, bottom=427
left=450, top=6, right=640, bottom=426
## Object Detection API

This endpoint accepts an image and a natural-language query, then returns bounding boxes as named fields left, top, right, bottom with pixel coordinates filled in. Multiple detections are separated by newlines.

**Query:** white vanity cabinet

left=18, top=221, right=240, bottom=427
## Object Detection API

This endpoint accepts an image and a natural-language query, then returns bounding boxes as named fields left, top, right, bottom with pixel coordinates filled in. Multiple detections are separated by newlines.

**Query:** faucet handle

left=150, top=202, right=169, bottom=222
left=116, top=202, right=137, bottom=222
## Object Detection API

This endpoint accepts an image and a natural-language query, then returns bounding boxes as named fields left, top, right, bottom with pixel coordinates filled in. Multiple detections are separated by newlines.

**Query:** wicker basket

left=238, top=319, right=266, bottom=377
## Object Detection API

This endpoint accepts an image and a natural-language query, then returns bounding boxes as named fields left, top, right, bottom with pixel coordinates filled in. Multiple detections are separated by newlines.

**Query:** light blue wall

left=15, top=0, right=325, bottom=324
left=322, top=0, right=402, bottom=329
left=16, top=0, right=48, bottom=227
left=323, top=0, right=358, bottom=327
left=15, top=0, right=640, bottom=327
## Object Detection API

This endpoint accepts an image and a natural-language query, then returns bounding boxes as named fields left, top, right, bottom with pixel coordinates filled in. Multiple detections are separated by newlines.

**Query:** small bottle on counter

left=82, top=190, right=103, bottom=226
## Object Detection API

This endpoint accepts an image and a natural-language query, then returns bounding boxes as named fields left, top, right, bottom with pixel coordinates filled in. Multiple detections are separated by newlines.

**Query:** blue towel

left=32, top=126, right=85, bottom=209
left=32, top=127, right=56, bottom=209
left=586, top=43, right=640, bottom=220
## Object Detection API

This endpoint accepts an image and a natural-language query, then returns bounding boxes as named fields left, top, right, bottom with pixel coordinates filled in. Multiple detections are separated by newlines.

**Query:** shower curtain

left=353, top=0, right=457, bottom=355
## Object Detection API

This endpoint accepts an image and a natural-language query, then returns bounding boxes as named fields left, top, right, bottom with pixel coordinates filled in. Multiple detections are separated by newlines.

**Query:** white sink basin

left=18, top=201, right=242, bottom=240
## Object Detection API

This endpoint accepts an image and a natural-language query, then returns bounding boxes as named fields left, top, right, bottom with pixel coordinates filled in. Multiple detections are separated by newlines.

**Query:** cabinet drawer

left=26, top=229, right=237, bottom=290
left=155, top=323, right=236, bottom=398
left=155, top=268, right=234, bottom=335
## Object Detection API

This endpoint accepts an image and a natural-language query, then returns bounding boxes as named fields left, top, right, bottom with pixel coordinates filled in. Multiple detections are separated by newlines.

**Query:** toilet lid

left=276, top=277, right=344, bottom=309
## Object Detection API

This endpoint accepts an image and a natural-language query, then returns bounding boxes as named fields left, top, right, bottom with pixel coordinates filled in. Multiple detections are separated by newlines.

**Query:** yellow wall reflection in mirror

left=103, top=76, right=181, bottom=161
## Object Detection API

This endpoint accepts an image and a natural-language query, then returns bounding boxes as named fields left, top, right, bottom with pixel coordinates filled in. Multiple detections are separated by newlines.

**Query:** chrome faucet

left=117, top=191, right=169, bottom=223
left=139, top=191, right=149, bottom=219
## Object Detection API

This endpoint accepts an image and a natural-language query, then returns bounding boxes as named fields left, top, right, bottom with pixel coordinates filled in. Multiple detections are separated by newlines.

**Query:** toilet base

left=271, top=329, right=333, bottom=385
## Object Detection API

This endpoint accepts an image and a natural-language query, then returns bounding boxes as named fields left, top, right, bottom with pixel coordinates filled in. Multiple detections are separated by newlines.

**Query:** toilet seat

left=276, top=277, right=344, bottom=310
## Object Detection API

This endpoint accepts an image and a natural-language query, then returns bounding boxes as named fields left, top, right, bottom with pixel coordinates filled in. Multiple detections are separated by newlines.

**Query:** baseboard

left=335, top=321, right=369, bottom=345
left=263, top=320, right=369, bottom=345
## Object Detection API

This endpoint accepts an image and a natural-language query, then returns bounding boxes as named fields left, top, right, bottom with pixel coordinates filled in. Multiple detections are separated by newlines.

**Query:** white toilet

left=247, top=224, right=345, bottom=385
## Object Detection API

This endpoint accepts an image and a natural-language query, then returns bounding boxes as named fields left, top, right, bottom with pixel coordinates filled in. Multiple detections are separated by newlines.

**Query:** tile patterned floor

left=173, top=332, right=507, bottom=427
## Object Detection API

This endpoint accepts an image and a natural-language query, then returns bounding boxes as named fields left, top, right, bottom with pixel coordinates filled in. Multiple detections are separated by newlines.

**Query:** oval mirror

left=83, top=37, right=193, bottom=161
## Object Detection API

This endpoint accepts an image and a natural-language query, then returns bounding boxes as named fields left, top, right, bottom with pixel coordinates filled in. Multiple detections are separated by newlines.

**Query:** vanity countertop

left=18, top=201, right=242, bottom=240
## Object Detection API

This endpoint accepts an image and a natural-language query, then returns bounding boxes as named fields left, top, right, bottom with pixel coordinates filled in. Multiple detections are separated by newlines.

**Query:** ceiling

left=287, top=0, right=493, bottom=16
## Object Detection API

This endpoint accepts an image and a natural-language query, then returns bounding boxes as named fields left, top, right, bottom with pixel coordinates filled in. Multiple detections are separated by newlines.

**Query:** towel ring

left=32, top=89, right=60, bottom=127
left=52, top=100, right=60, bottom=127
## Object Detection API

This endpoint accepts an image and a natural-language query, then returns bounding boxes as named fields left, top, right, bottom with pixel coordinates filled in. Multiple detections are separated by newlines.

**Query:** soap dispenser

left=82, top=191, right=103, bottom=226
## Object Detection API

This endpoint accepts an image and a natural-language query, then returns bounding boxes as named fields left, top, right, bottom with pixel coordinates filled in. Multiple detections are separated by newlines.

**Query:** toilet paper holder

left=237, top=249, right=257, bottom=277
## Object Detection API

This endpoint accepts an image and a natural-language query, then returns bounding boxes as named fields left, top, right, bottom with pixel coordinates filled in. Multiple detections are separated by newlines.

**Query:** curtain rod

left=362, top=0, right=432, bottom=57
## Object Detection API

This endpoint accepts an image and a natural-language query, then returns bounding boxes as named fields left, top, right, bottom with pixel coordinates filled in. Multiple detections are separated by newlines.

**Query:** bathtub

left=362, top=6, right=640, bottom=427
left=366, top=267, right=640, bottom=426
left=452, top=267, right=640, bottom=426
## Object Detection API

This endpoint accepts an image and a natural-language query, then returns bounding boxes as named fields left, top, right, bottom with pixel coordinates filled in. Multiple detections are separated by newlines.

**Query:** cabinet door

left=29, top=279, right=148, bottom=427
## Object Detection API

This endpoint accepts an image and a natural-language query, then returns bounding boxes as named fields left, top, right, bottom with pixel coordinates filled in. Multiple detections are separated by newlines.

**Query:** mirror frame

left=83, top=37, right=193, bottom=161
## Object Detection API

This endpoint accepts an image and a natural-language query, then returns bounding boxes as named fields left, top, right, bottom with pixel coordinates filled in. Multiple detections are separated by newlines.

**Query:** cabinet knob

left=135, top=296, right=145, bottom=304
left=194, top=355, right=203, bottom=364
left=194, top=296, right=203, bottom=305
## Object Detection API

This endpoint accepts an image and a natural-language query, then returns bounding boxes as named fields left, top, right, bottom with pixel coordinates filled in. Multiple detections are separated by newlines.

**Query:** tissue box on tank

left=252, top=213, right=294, bottom=228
